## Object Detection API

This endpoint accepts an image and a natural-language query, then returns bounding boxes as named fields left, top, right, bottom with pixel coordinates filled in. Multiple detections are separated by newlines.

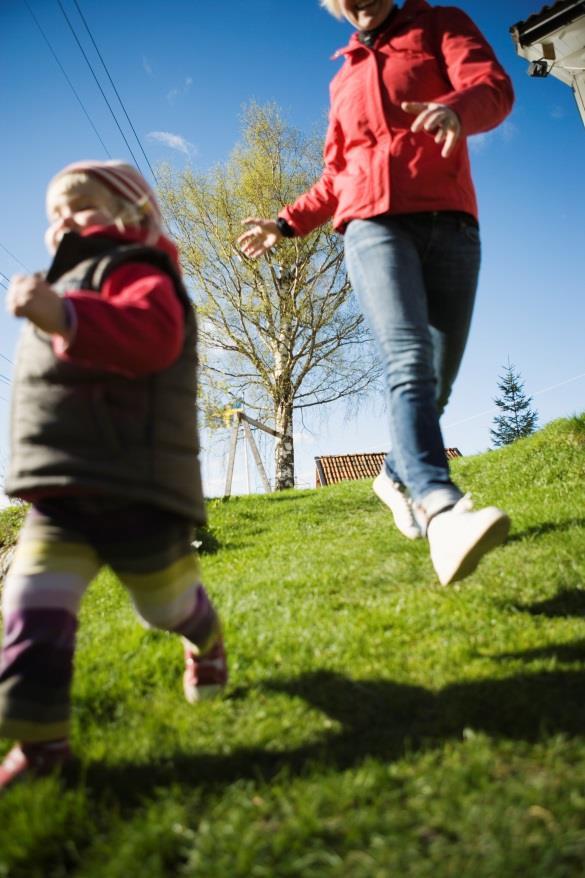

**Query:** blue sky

left=1, top=0, right=584, bottom=496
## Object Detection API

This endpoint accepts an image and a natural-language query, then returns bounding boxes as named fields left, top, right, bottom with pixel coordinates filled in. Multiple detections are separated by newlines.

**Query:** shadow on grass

left=80, top=667, right=585, bottom=805
left=497, top=640, right=585, bottom=663
left=261, top=493, right=311, bottom=504
left=513, top=586, right=585, bottom=617
left=193, top=526, right=220, bottom=555
left=508, top=517, right=585, bottom=543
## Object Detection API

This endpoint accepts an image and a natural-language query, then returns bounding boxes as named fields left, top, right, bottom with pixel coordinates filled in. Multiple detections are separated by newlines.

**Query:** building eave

left=510, top=0, right=585, bottom=47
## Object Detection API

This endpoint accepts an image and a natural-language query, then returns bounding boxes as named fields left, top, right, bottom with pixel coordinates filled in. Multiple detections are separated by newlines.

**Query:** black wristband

left=276, top=217, right=295, bottom=238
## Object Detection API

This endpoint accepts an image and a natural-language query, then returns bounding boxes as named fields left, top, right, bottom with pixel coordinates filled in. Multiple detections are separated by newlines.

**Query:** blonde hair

left=46, top=172, right=146, bottom=233
left=320, top=0, right=344, bottom=20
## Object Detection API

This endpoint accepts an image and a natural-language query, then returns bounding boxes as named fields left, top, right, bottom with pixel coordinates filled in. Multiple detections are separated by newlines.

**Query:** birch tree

left=158, top=103, right=380, bottom=489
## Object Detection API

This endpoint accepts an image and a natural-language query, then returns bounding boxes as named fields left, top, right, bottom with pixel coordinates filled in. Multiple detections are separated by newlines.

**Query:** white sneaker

left=427, top=494, right=510, bottom=585
left=373, top=471, right=423, bottom=540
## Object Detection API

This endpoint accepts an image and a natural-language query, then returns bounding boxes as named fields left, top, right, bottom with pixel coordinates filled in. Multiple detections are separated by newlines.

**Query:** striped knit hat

left=47, top=160, right=163, bottom=244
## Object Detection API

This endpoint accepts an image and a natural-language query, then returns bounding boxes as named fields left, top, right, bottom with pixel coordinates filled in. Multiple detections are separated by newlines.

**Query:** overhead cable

left=23, top=0, right=111, bottom=157
left=56, top=0, right=146, bottom=175
left=0, top=243, right=30, bottom=273
left=445, top=371, right=585, bottom=429
left=71, top=0, right=158, bottom=183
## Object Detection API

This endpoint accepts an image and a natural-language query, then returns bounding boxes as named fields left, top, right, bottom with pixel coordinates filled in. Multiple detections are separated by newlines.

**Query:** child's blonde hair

left=46, top=160, right=163, bottom=244
left=319, top=0, right=344, bottom=20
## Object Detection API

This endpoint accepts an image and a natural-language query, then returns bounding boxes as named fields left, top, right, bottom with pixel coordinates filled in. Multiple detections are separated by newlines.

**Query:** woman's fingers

left=237, top=223, right=262, bottom=251
left=441, top=127, right=459, bottom=158
left=413, top=107, right=450, bottom=134
left=237, top=229, right=257, bottom=248
left=401, top=101, right=461, bottom=157
left=242, top=242, right=264, bottom=259
left=401, top=100, right=425, bottom=118
left=237, top=218, right=261, bottom=243
left=238, top=234, right=267, bottom=258
left=402, top=101, right=430, bottom=132
left=236, top=218, right=281, bottom=259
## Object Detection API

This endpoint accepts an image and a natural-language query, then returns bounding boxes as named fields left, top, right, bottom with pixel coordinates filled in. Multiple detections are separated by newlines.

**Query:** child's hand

left=6, top=274, right=69, bottom=336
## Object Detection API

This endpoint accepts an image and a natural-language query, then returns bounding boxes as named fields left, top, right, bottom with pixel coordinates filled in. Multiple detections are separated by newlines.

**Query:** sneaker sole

left=372, top=476, right=422, bottom=541
left=440, top=513, right=510, bottom=585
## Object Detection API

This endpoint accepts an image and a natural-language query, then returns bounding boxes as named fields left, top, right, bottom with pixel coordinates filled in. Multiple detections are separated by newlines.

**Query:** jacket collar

left=332, top=0, right=430, bottom=59
left=46, top=231, right=121, bottom=284
left=45, top=225, right=180, bottom=284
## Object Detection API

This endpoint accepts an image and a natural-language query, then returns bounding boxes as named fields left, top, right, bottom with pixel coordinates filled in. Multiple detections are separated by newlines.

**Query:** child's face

left=45, top=193, right=113, bottom=253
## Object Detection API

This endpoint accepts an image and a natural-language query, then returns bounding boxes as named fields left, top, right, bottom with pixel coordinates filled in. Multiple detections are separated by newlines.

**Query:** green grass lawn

left=1, top=415, right=585, bottom=877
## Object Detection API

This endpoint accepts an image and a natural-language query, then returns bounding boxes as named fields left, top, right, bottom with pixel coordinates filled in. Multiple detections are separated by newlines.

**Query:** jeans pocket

left=459, top=218, right=480, bottom=244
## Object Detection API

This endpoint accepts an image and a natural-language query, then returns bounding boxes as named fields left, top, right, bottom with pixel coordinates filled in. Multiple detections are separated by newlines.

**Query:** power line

left=0, top=243, right=30, bottom=273
left=445, top=371, right=585, bottom=429
left=70, top=0, right=158, bottom=184
left=56, top=0, right=146, bottom=175
left=23, top=0, right=111, bottom=158
left=0, top=354, right=14, bottom=367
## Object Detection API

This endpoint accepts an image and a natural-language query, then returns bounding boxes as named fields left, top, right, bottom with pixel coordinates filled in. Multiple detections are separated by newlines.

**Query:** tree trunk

left=274, top=398, right=295, bottom=490
left=273, top=323, right=295, bottom=490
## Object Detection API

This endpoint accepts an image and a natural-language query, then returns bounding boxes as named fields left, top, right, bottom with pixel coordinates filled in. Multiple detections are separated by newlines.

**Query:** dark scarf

left=358, top=4, right=400, bottom=47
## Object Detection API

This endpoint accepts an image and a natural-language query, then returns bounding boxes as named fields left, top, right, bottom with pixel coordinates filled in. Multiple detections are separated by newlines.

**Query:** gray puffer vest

left=5, top=232, right=205, bottom=524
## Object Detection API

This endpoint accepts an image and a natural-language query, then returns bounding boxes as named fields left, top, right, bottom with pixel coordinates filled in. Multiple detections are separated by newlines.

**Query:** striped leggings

left=0, top=498, right=220, bottom=743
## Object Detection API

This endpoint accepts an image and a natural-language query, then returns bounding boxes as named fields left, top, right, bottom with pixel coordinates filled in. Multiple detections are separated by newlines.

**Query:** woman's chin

left=356, top=11, right=384, bottom=30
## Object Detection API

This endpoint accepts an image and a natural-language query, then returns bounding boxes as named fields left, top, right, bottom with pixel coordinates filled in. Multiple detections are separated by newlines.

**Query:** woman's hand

left=237, top=218, right=282, bottom=259
left=6, top=273, right=69, bottom=336
left=401, top=102, right=462, bottom=158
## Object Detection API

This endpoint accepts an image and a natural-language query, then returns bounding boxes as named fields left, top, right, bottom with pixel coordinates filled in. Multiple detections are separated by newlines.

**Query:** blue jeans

left=344, top=212, right=481, bottom=517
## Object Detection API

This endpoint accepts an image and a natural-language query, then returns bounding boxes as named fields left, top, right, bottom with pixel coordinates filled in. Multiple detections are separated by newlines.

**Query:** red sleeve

left=431, top=8, right=514, bottom=136
left=53, top=262, right=186, bottom=377
left=278, top=107, right=344, bottom=237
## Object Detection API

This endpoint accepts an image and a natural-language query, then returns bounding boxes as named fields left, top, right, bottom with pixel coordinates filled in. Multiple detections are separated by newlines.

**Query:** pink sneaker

left=0, top=740, right=71, bottom=791
left=183, top=637, right=228, bottom=704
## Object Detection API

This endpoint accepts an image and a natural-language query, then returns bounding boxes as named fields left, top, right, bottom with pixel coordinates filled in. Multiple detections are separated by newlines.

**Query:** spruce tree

left=491, top=360, right=538, bottom=447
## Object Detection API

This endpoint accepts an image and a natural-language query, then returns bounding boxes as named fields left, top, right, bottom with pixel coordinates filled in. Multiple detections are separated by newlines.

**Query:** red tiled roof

left=315, top=449, right=462, bottom=487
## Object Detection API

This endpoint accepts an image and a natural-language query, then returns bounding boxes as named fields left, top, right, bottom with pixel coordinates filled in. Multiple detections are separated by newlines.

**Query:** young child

left=0, top=160, right=227, bottom=790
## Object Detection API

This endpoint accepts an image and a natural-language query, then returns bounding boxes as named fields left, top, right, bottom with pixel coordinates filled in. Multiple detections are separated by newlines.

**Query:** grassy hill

left=1, top=414, right=585, bottom=877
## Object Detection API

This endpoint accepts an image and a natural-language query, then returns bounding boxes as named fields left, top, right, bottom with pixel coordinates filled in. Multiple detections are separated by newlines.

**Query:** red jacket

left=280, top=0, right=514, bottom=235
left=54, top=225, right=185, bottom=378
